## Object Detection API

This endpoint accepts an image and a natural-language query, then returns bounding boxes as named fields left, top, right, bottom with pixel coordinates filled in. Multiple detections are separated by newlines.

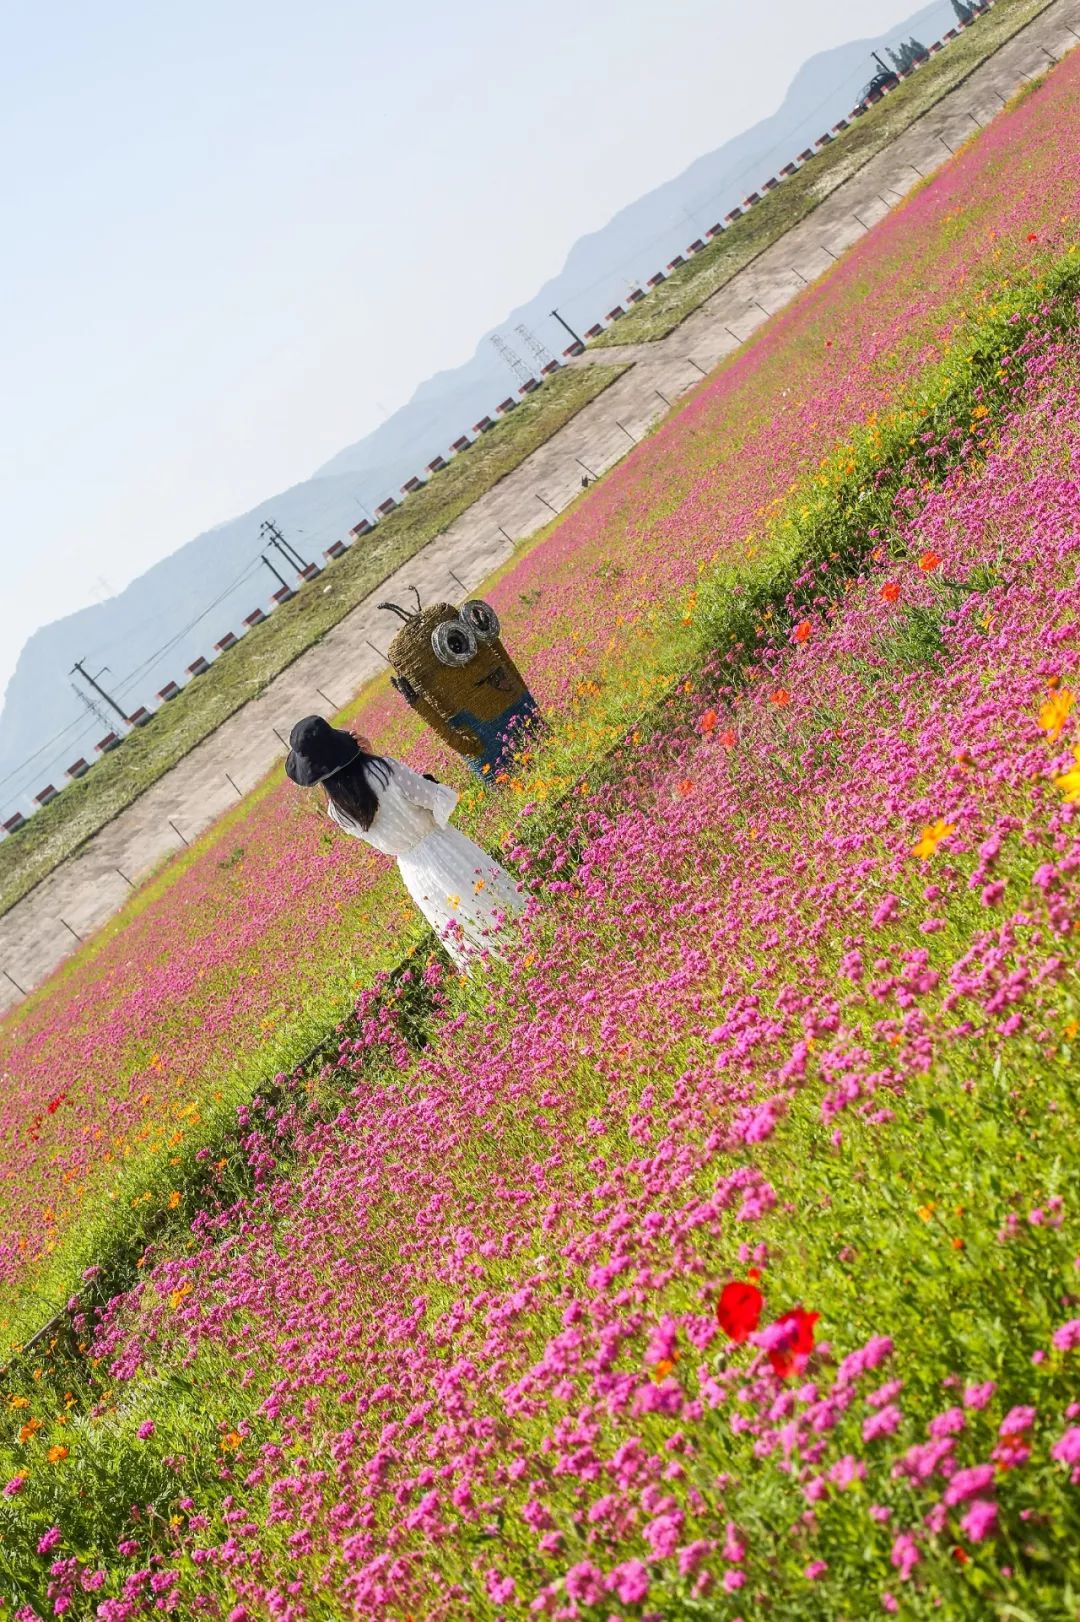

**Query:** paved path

left=2, top=0, right=1077, bottom=1015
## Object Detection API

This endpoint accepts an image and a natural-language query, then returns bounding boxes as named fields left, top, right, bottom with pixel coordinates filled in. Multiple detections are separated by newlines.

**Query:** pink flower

left=960, top=1498, right=998, bottom=1542
left=962, top=1381, right=996, bottom=1410
left=37, top=1528, right=62, bottom=1555
left=890, top=1532, right=920, bottom=1581
left=677, top=1541, right=711, bottom=1578
left=565, top=1562, right=605, bottom=1604
left=723, top=1570, right=746, bottom=1592
left=944, top=1465, right=995, bottom=1506
left=804, top=1560, right=828, bottom=1580
left=1052, top=1319, right=1080, bottom=1351
left=136, top=1421, right=155, bottom=1441
left=863, top=1404, right=903, bottom=1442
left=928, top=1407, right=965, bottom=1439
left=1050, top=1427, right=1080, bottom=1467
left=3, top=1477, right=25, bottom=1498
left=722, top=1522, right=746, bottom=1563
left=643, top=1512, right=683, bottom=1559
left=999, top=1406, right=1036, bottom=1436
left=606, top=1560, right=649, bottom=1604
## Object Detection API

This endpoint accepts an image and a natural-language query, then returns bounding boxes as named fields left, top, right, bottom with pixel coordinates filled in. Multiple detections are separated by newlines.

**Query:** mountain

left=0, top=0, right=959, bottom=815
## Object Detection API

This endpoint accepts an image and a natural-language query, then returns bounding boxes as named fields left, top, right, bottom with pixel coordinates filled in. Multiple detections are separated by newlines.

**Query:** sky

left=0, top=0, right=943, bottom=703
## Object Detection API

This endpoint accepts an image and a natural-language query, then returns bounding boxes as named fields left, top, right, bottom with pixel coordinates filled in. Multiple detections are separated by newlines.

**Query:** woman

left=284, top=715, right=525, bottom=969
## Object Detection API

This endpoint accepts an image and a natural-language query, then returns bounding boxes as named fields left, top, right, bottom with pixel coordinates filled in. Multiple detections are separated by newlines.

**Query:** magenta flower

left=960, top=1499, right=998, bottom=1542
left=607, top=1559, right=650, bottom=1604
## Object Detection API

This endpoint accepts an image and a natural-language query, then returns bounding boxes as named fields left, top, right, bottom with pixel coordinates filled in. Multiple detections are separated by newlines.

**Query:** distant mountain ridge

left=0, top=0, right=957, bottom=813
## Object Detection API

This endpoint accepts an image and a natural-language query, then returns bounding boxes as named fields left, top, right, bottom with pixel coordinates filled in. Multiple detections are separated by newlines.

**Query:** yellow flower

left=912, top=819, right=955, bottom=860
left=167, top=1191, right=181, bottom=1210
left=1038, top=688, right=1075, bottom=744
left=447, top=894, right=460, bottom=909
left=1064, top=1020, right=1079, bottom=1041
left=1053, top=746, right=1080, bottom=804
left=917, top=1203, right=936, bottom=1222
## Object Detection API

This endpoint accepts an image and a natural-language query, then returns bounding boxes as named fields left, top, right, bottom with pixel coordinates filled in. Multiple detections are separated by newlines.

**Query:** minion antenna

left=377, top=600, right=415, bottom=624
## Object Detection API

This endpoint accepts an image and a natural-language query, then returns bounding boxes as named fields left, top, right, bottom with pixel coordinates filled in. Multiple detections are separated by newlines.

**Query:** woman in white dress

left=285, top=715, right=525, bottom=969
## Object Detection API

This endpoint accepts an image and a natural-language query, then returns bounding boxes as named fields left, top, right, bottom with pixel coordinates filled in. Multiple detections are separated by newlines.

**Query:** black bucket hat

left=284, top=715, right=362, bottom=787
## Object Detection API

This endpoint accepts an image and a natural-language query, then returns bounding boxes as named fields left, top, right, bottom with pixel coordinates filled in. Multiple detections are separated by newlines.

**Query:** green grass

left=0, top=363, right=629, bottom=921
left=590, top=0, right=1056, bottom=348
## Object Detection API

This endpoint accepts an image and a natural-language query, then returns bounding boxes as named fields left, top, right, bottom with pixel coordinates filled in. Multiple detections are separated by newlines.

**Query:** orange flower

left=676, top=779, right=694, bottom=797
left=699, top=709, right=718, bottom=734
left=880, top=581, right=901, bottom=603
left=719, top=729, right=736, bottom=749
left=918, top=551, right=942, bottom=572
left=47, top=1445, right=69, bottom=1464
left=1038, top=688, right=1074, bottom=744
left=18, top=1419, right=42, bottom=1444
left=166, top=1192, right=181, bottom=1210
left=792, top=620, right=812, bottom=644
left=912, top=818, right=955, bottom=860
left=220, top=1431, right=243, bottom=1451
left=769, top=689, right=792, bottom=707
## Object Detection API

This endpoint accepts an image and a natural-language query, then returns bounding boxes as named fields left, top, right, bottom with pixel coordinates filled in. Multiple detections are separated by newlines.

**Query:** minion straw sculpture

left=379, top=592, right=541, bottom=782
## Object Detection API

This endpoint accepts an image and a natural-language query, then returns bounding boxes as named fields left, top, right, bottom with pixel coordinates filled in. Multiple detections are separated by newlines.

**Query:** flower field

left=3, top=52, right=1078, bottom=1343
left=2, top=46, right=1080, bottom=1621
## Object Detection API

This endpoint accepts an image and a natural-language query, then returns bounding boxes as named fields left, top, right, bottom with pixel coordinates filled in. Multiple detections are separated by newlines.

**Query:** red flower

left=769, top=689, right=792, bottom=708
left=918, top=551, right=942, bottom=573
left=1026, top=232, right=1038, bottom=242
left=699, top=709, right=718, bottom=734
left=716, top=1280, right=764, bottom=1343
left=880, top=581, right=901, bottom=603
left=792, top=620, right=812, bottom=645
left=766, top=1307, right=820, bottom=1378
left=719, top=729, right=736, bottom=749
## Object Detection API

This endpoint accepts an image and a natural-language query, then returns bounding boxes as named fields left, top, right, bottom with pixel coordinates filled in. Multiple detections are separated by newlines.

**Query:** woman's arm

left=392, top=761, right=459, bottom=827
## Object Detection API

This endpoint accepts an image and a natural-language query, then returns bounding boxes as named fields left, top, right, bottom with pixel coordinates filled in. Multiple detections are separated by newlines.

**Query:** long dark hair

left=324, top=751, right=391, bottom=832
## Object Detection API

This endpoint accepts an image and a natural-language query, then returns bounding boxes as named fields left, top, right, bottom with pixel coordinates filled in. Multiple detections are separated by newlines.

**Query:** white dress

left=327, top=760, right=526, bottom=969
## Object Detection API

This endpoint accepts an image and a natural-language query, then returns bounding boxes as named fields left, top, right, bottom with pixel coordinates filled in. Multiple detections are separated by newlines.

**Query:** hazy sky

left=1, top=0, right=937, bottom=702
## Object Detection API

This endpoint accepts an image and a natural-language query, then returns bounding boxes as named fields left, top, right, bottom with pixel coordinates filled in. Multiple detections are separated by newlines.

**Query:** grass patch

left=590, top=0, right=1056, bottom=348
left=0, top=363, right=629, bottom=921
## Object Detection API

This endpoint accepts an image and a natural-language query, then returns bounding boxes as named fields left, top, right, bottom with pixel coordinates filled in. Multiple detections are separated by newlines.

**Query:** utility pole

left=871, top=49, right=891, bottom=73
left=551, top=307, right=585, bottom=349
left=71, top=660, right=129, bottom=729
left=262, top=553, right=291, bottom=594
left=260, top=519, right=308, bottom=573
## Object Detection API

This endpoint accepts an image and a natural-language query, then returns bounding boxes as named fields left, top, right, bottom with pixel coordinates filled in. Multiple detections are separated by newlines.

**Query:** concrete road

left=1, top=0, right=1077, bottom=1015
